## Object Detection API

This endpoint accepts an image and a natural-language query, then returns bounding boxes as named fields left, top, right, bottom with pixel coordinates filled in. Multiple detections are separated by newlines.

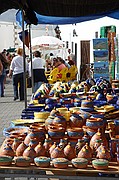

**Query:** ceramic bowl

left=52, top=158, right=69, bottom=168
left=34, top=156, right=50, bottom=167
left=14, top=156, right=31, bottom=167
left=0, top=155, right=13, bottom=166
left=92, top=159, right=109, bottom=170
left=71, top=157, right=88, bottom=168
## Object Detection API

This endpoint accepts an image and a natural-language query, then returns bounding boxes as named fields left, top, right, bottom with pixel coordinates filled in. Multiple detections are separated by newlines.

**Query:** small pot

left=71, top=157, right=88, bottom=168
left=92, top=159, right=109, bottom=170
left=52, top=158, right=69, bottom=168
left=34, top=156, right=50, bottom=167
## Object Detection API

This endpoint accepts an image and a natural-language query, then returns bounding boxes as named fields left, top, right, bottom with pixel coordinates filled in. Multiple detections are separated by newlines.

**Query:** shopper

left=9, top=48, right=28, bottom=101
left=29, top=51, right=48, bottom=93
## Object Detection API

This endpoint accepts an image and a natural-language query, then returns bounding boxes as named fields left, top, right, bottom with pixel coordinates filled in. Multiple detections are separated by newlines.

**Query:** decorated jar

left=67, top=128, right=84, bottom=139
left=50, top=145, right=65, bottom=159
left=78, top=143, right=92, bottom=163
left=64, top=142, right=76, bottom=160
left=96, top=143, right=111, bottom=160
left=23, top=145, right=36, bottom=163
left=69, top=113, right=83, bottom=128
left=75, top=139, right=85, bottom=155
left=16, top=141, right=28, bottom=156
left=35, top=142, right=46, bottom=157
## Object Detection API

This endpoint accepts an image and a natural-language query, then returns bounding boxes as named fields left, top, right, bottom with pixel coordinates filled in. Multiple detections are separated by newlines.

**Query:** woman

left=29, top=51, right=48, bottom=93
left=9, top=48, right=28, bottom=101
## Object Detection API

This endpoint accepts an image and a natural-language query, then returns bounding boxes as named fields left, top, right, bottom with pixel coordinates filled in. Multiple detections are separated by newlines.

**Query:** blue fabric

left=16, top=10, right=119, bottom=26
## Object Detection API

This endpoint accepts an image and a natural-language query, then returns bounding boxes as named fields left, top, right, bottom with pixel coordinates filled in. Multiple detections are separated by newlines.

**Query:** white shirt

left=10, top=55, right=28, bottom=75
left=29, top=57, right=45, bottom=77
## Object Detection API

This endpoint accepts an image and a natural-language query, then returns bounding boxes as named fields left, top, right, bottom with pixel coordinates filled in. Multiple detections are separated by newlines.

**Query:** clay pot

left=12, top=138, right=22, bottom=153
left=49, top=142, right=57, bottom=155
left=75, top=139, right=85, bottom=155
left=64, top=143, right=76, bottom=161
left=23, top=145, right=36, bottom=163
left=29, top=138, right=39, bottom=149
left=35, top=142, right=46, bottom=157
left=86, top=118, right=103, bottom=130
left=45, top=116, right=55, bottom=130
left=78, top=143, right=92, bottom=163
left=59, top=138, right=67, bottom=149
left=50, top=146, right=65, bottom=159
left=53, top=115, right=67, bottom=129
left=48, top=125, right=65, bottom=139
left=69, top=113, right=83, bottom=128
left=43, top=138, right=52, bottom=156
left=90, top=128, right=108, bottom=150
left=67, top=128, right=84, bottom=139
left=24, top=128, right=45, bottom=146
left=16, top=141, right=28, bottom=156
left=0, top=144, right=14, bottom=157
left=96, top=143, right=111, bottom=160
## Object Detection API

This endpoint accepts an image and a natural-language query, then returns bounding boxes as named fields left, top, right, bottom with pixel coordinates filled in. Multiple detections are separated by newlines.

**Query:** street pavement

left=0, top=78, right=32, bottom=145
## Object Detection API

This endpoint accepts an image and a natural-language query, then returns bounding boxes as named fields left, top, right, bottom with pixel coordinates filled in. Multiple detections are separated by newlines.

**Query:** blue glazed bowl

left=34, top=157, right=50, bottom=167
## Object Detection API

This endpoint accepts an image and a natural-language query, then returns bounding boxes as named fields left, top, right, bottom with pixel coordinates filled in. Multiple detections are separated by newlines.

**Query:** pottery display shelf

left=0, top=162, right=118, bottom=179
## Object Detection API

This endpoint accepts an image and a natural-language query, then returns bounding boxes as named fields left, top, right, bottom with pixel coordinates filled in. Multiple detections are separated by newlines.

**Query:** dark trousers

left=13, top=73, right=24, bottom=100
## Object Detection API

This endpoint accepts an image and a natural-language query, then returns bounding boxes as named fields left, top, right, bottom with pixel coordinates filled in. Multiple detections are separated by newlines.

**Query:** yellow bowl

left=34, top=112, right=50, bottom=119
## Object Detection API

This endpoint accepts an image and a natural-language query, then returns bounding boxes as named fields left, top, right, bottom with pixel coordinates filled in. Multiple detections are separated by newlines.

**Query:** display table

left=0, top=162, right=118, bottom=180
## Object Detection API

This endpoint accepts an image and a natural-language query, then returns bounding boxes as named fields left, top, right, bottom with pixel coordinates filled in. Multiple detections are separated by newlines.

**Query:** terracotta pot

left=78, top=143, right=92, bottom=163
left=0, top=144, right=14, bottom=157
left=53, top=115, right=67, bottom=129
left=12, top=138, right=22, bottom=153
left=16, top=142, right=28, bottom=156
left=96, top=143, right=111, bottom=160
left=86, top=118, right=103, bottom=130
left=35, top=142, right=46, bottom=157
left=43, top=138, right=52, bottom=156
left=69, top=113, right=83, bottom=128
left=50, top=146, right=65, bottom=159
left=23, top=145, right=36, bottom=163
left=90, top=128, right=108, bottom=150
left=64, top=143, right=76, bottom=160
left=67, top=128, right=84, bottom=139
left=49, top=142, right=57, bottom=155
left=48, top=125, right=65, bottom=139
left=75, top=139, right=85, bottom=155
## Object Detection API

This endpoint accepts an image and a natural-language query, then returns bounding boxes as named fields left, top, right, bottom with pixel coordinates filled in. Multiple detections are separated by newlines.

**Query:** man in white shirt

left=9, top=48, right=28, bottom=101
left=29, top=51, right=48, bottom=93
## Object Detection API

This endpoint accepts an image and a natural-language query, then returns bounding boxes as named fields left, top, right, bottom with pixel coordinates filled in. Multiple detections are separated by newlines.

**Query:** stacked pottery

left=24, top=127, right=45, bottom=146
left=69, top=113, right=84, bottom=128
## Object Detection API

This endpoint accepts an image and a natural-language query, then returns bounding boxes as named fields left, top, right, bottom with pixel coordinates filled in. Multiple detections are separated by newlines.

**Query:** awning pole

left=22, top=9, right=27, bottom=108
left=28, top=24, right=34, bottom=94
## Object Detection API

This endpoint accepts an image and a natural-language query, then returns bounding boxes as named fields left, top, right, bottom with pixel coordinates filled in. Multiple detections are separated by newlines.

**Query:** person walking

left=29, top=51, right=48, bottom=93
left=9, top=48, right=28, bottom=101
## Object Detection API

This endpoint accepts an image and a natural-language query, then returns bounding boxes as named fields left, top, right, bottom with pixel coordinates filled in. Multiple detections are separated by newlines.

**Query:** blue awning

left=16, top=10, right=119, bottom=26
